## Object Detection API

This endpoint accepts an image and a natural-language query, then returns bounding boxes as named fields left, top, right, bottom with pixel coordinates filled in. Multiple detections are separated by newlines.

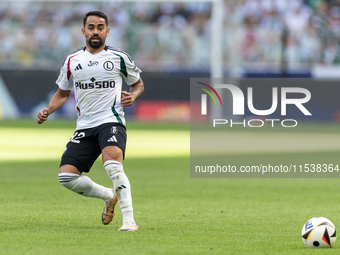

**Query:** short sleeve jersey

left=56, top=45, right=141, bottom=130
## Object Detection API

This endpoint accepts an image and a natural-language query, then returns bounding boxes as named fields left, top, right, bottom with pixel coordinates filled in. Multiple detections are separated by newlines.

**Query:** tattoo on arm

left=130, top=79, right=144, bottom=101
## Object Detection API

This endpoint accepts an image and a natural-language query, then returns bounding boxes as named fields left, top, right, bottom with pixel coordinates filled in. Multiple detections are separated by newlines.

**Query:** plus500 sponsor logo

left=199, top=83, right=311, bottom=128
left=75, top=80, right=115, bottom=89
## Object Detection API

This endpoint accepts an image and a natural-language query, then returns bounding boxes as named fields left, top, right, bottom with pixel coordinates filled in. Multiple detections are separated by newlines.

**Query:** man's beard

left=88, top=36, right=104, bottom=49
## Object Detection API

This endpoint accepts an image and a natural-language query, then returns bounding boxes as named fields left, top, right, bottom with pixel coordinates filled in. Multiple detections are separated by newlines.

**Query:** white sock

left=58, top=173, right=113, bottom=201
left=104, top=160, right=135, bottom=224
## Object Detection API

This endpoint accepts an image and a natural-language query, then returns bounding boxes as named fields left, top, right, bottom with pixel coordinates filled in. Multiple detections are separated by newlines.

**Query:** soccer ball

left=301, top=217, right=337, bottom=248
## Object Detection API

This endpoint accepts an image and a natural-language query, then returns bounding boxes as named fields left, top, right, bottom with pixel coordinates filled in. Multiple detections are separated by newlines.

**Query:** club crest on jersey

left=111, top=126, right=118, bottom=134
left=103, top=61, right=114, bottom=71
left=88, top=61, right=99, bottom=67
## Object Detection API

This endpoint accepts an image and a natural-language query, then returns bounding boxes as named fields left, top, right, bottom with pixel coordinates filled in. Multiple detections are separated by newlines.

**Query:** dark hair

left=83, top=11, right=108, bottom=27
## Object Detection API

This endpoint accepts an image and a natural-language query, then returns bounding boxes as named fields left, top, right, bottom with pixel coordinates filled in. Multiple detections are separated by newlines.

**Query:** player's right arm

left=38, top=51, right=77, bottom=124
left=37, top=88, right=71, bottom=124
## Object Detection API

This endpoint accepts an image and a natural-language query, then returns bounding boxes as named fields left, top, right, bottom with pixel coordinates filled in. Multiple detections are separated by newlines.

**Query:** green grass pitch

left=0, top=120, right=340, bottom=254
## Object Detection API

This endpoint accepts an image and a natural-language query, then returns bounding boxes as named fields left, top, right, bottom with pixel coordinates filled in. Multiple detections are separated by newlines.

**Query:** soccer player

left=37, top=11, right=144, bottom=231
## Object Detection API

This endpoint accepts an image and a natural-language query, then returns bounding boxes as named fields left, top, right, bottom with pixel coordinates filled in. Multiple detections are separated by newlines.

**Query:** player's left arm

left=121, top=78, right=144, bottom=107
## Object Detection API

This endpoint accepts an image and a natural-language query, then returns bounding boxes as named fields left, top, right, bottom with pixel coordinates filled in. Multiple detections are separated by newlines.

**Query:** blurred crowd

left=229, top=0, right=340, bottom=68
left=0, top=0, right=340, bottom=70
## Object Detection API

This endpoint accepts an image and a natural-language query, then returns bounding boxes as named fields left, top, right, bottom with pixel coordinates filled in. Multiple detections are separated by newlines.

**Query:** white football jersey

left=56, top=46, right=141, bottom=130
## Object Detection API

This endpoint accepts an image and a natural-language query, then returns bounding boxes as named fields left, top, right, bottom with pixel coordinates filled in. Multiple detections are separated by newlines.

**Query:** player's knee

left=104, top=160, right=124, bottom=179
left=58, top=173, right=80, bottom=190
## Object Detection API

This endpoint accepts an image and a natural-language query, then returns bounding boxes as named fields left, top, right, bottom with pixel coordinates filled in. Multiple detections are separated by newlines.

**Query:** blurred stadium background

left=1, top=2, right=340, bottom=253
left=1, top=0, right=340, bottom=122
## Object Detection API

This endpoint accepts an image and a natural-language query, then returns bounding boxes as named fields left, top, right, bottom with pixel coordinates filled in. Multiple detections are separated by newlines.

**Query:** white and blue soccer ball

left=301, top=217, right=337, bottom=248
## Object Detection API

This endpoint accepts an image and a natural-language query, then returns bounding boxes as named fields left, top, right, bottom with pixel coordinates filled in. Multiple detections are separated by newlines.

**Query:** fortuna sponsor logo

left=88, top=61, right=99, bottom=67
left=107, top=136, right=117, bottom=142
left=74, top=63, right=82, bottom=71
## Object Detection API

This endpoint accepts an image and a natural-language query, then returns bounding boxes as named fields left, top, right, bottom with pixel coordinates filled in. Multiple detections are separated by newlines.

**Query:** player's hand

left=37, top=108, right=51, bottom=124
left=121, top=91, right=135, bottom=107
